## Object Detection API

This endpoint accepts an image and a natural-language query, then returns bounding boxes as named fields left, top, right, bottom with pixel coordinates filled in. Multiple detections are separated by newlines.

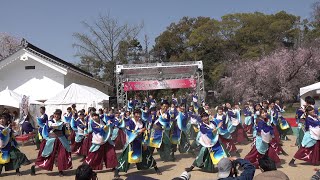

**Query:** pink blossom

left=218, top=47, right=320, bottom=102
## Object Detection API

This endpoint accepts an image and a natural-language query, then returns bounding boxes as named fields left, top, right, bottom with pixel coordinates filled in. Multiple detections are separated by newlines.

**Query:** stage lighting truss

left=116, top=61, right=205, bottom=107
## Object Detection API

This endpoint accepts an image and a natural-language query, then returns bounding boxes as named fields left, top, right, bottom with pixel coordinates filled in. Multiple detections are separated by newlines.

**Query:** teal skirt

left=0, top=147, right=29, bottom=171
left=117, top=146, right=156, bottom=172
left=158, top=131, right=174, bottom=161
left=192, top=147, right=215, bottom=172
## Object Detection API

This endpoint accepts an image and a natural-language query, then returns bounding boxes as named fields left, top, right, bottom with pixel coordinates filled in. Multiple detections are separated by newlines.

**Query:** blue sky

left=0, top=0, right=316, bottom=63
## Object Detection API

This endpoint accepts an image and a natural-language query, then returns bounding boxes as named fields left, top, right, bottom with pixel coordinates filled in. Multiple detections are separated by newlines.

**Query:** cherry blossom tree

left=0, top=33, right=21, bottom=59
left=218, top=47, right=320, bottom=103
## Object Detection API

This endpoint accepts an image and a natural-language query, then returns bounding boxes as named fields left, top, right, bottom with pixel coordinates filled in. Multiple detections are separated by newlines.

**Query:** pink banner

left=124, top=78, right=196, bottom=91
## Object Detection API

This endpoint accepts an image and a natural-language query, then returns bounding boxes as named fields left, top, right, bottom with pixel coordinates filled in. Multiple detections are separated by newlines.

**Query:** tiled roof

left=0, top=39, right=93, bottom=77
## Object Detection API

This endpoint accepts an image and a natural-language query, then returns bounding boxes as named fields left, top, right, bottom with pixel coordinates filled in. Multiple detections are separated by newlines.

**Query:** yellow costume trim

left=0, top=152, right=10, bottom=164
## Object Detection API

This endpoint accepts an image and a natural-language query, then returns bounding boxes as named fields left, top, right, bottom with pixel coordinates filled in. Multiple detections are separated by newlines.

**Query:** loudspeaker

left=109, top=97, right=117, bottom=108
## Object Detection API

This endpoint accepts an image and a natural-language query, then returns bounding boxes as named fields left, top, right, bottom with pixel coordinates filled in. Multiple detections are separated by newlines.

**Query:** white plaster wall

left=64, top=71, right=109, bottom=95
left=0, top=57, right=64, bottom=101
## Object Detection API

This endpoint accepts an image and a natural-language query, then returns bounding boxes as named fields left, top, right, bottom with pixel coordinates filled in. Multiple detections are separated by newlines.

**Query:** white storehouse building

left=0, top=39, right=109, bottom=102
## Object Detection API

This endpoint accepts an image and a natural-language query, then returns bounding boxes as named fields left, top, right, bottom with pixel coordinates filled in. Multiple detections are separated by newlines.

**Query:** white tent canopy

left=0, top=88, right=43, bottom=127
left=0, top=87, right=23, bottom=108
left=45, top=83, right=109, bottom=115
left=300, top=82, right=320, bottom=107
left=0, top=87, right=41, bottom=108
left=300, top=82, right=320, bottom=96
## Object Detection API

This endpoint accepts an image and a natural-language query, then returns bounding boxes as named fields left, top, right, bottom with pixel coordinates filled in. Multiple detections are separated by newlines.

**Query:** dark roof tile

left=23, top=39, right=93, bottom=77
left=0, top=39, right=93, bottom=77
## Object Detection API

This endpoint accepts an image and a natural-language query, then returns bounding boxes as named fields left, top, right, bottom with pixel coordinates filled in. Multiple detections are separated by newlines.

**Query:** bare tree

left=312, top=1, right=320, bottom=25
left=143, top=34, right=150, bottom=62
left=0, top=33, right=20, bottom=59
left=73, top=13, right=143, bottom=81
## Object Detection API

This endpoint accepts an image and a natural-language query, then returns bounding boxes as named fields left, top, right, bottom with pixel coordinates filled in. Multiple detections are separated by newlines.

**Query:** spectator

left=217, top=157, right=255, bottom=180
left=72, top=104, right=77, bottom=117
left=11, top=111, right=21, bottom=135
left=2, top=108, right=12, bottom=124
left=172, top=171, right=191, bottom=180
left=75, top=164, right=97, bottom=180
left=311, top=168, right=320, bottom=180
left=253, top=156, right=289, bottom=180
left=126, top=175, right=158, bottom=180
left=12, top=111, right=19, bottom=124
left=21, top=114, right=35, bottom=134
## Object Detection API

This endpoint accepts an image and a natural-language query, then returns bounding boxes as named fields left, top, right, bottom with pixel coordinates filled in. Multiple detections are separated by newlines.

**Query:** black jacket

left=218, top=159, right=255, bottom=180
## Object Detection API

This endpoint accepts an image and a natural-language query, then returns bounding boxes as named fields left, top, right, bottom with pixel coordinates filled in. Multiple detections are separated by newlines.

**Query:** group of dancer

left=1, top=94, right=320, bottom=178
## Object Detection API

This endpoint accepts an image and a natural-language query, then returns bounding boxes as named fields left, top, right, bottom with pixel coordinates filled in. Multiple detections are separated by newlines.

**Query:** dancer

left=185, top=112, right=227, bottom=172
left=289, top=106, right=320, bottom=166
left=128, top=98, right=134, bottom=112
left=122, top=110, right=131, bottom=126
left=21, top=114, right=35, bottom=135
left=149, top=100, right=174, bottom=161
left=204, top=103, right=210, bottom=114
left=64, top=107, right=75, bottom=145
left=145, top=107, right=157, bottom=153
left=295, top=96, right=316, bottom=148
left=187, top=105, right=199, bottom=140
left=171, top=94, right=178, bottom=106
left=267, top=102, right=287, bottom=156
left=243, top=102, right=254, bottom=135
left=110, top=111, right=126, bottom=150
left=169, top=103, right=178, bottom=121
left=148, top=95, right=157, bottom=109
left=214, top=106, right=239, bottom=156
left=71, top=112, right=89, bottom=161
left=35, top=106, right=48, bottom=150
left=71, top=104, right=78, bottom=120
left=274, top=100, right=292, bottom=140
left=0, top=114, right=30, bottom=176
left=252, top=103, right=262, bottom=138
left=244, top=109, right=280, bottom=168
left=141, top=106, right=150, bottom=123
left=84, top=113, right=117, bottom=170
left=170, top=103, right=193, bottom=155
left=114, top=109, right=161, bottom=179
left=31, top=109, right=72, bottom=176
left=227, top=103, right=249, bottom=144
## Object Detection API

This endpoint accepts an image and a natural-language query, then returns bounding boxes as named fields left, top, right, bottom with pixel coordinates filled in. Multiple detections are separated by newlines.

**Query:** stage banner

left=124, top=78, right=196, bottom=91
